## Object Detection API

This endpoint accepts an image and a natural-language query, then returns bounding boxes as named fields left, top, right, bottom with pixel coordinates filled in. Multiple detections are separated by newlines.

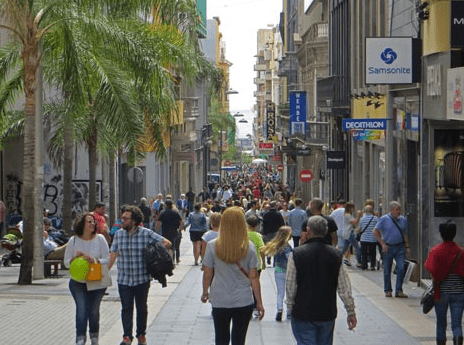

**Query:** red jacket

left=425, top=241, right=464, bottom=299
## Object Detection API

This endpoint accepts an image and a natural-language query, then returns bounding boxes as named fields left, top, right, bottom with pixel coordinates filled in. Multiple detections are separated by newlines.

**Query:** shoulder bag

left=421, top=249, right=463, bottom=314
left=356, top=216, right=374, bottom=242
left=85, top=237, right=112, bottom=291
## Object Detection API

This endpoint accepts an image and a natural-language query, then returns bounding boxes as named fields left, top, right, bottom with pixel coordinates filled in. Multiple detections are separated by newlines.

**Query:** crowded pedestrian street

left=0, top=237, right=438, bottom=345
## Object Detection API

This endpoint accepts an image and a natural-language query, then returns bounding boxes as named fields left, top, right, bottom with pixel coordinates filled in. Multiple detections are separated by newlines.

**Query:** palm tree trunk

left=62, top=120, right=74, bottom=234
left=108, top=151, right=116, bottom=226
left=18, top=43, right=39, bottom=285
left=88, top=122, right=98, bottom=210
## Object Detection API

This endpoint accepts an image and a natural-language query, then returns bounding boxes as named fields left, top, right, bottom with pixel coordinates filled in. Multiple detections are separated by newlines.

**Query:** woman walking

left=64, top=212, right=110, bottom=345
left=340, top=201, right=362, bottom=267
left=184, top=203, right=208, bottom=265
left=425, top=221, right=464, bottom=345
left=262, top=226, right=292, bottom=321
left=201, top=206, right=264, bottom=345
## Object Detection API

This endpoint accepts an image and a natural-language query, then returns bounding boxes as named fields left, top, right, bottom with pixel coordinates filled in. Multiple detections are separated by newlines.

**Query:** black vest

left=292, top=237, right=342, bottom=321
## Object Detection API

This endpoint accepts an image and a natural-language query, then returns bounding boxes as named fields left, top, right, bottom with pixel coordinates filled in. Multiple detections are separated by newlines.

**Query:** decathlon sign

left=342, top=119, right=387, bottom=131
left=366, top=37, right=420, bottom=84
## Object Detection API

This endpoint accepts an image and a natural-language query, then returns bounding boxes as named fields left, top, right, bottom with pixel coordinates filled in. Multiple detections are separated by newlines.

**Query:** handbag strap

left=235, top=261, right=249, bottom=279
left=448, top=249, right=463, bottom=276
left=389, top=215, right=405, bottom=244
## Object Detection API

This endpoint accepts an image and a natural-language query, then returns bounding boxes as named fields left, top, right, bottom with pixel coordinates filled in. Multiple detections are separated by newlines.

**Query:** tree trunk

left=88, top=122, right=98, bottom=210
left=18, top=42, right=39, bottom=285
left=108, top=151, right=116, bottom=226
left=62, top=120, right=74, bottom=234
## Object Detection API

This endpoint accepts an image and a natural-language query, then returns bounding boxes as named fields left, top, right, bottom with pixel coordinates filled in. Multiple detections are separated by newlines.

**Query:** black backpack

left=145, top=241, right=174, bottom=287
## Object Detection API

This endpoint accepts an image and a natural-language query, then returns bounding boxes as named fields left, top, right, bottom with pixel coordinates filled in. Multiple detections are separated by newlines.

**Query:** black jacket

left=292, top=237, right=342, bottom=321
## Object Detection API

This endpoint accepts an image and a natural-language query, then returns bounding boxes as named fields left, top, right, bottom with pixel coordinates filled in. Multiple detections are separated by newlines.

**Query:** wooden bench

left=44, top=259, right=63, bottom=277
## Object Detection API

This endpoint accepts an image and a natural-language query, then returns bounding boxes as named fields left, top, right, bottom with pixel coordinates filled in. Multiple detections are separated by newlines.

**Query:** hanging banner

left=351, top=130, right=385, bottom=141
left=290, top=91, right=307, bottom=135
left=266, top=103, right=276, bottom=140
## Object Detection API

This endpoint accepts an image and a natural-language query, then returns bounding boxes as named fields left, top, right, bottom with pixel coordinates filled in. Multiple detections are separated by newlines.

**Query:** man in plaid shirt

left=286, top=215, right=357, bottom=345
left=109, top=205, right=171, bottom=345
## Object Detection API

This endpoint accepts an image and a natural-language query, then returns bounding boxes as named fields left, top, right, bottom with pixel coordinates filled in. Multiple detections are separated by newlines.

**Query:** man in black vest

left=286, top=215, right=357, bottom=345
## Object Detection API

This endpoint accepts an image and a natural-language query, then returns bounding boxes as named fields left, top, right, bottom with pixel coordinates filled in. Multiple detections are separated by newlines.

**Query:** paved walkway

left=0, top=240, right=442, bottom=344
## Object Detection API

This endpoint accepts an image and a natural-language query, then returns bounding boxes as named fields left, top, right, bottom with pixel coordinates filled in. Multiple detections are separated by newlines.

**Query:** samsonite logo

left=380, top=48, right=397, bottom=64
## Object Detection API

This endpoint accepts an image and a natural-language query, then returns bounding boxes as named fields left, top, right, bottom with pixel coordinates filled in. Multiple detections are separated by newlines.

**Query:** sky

left=206, top=0, right=283, bottom=116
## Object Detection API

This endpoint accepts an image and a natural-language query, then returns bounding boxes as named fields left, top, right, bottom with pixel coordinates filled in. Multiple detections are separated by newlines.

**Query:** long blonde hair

left=261, top=226, right=292, bottom=256
left=216, top=207, right=249, bottom=263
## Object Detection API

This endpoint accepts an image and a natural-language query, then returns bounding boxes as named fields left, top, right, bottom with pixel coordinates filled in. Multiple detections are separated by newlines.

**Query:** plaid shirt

left=285, top=251, right=356, bottom=316
left=111, top=226, right=164, bottom=286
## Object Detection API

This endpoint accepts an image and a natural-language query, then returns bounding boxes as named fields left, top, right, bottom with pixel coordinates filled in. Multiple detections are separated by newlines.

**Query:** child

left=262, top=225, right=292, bottom=321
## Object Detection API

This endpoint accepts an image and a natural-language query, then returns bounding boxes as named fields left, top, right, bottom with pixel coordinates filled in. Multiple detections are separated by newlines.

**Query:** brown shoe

left=385, top=291, right=392, bottom=297
left=395, top=292, right=408, bottom=298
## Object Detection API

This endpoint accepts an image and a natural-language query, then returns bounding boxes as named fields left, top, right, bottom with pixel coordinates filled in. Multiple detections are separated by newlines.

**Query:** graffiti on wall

left=43, top=174, right=102, bottom=218
left=5, top=174, right=21, bottom=215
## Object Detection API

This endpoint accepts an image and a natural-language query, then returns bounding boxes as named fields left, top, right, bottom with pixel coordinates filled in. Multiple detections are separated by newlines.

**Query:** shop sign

left=365, top=37, right=420, bottom=84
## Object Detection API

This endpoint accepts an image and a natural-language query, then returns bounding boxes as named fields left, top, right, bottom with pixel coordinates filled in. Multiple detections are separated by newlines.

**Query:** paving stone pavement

left=0, top=241, right=448, bottom=344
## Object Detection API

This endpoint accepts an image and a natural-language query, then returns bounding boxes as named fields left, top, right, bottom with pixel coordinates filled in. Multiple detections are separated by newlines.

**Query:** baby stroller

left=1, top=227, right=23, bottom=266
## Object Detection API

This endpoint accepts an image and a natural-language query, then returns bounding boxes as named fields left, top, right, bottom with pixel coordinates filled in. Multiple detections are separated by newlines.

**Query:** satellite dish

left=127, top=167, right=143, bottom=183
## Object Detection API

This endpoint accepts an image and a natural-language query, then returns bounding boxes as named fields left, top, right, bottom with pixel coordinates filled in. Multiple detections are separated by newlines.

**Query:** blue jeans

left=382, top=244, right=406, bottom=293
left=340, top=232, right=361, bottom=264
left=118, top=281, right=150, bottom=340
left=212, top=304, right=253, bottom=345
left=291, top=317, right=335, bottom=345
left=275, top=271, right=286, bottom=311
left=69, top=279, right=106, bottom=343
left=434, top=292, right=464, bottom=341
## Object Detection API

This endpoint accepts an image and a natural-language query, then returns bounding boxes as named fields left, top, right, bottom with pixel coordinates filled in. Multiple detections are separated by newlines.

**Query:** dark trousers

left=118, top=281, right=150, bottom=340
left=292, top=236, right=300, bottom=248
left=361, top=241, right=377, bottom=269
left=212, top=304, right=253, bottom=345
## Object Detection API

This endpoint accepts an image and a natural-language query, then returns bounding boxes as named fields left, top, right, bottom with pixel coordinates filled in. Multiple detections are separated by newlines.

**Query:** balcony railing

left=308, top=22, right=328, bottom=43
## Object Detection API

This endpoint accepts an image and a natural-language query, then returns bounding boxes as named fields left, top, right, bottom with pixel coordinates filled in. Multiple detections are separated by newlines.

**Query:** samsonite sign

left=366, top=37, right=420, bottom=84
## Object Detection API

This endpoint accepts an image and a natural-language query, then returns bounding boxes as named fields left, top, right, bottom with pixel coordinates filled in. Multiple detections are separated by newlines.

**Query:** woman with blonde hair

left=262, top=226, right=292, bottom=321
left=202, top=207, right=264, bottom=345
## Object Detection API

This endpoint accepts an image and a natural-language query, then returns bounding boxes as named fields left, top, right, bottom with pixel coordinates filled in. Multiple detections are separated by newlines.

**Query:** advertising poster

left=434, top=129, right=464, bottom=217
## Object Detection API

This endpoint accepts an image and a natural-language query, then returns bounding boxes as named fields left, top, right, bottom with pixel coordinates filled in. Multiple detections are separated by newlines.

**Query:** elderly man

left=286, top=216, right=357, bottom=344
left=373, top=201, right=410, bottom=298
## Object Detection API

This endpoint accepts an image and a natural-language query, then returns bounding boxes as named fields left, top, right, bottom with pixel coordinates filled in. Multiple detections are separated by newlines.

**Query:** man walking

left=109, top=205, right=171, bottom=345
left=261, top=200, right=285, bottom=243
left=373, top=201, right=410, bottom=298
left=287, top=198, right=307, bottom=247
left=155, top=200, right=183, bottom=264
left=286, top=216, right=357, bottom=345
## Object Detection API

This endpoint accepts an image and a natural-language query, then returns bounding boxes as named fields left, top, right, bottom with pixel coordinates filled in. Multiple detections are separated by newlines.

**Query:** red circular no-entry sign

left=299, top=169, right=313, bottom=182
left=276, top=164, right=284, bottom=172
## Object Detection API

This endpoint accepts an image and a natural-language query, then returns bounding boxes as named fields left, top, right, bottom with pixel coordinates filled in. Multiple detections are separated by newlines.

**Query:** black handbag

left=420, top=284, right=435, bottom=314
left=421, top=249, right=463, bottom=314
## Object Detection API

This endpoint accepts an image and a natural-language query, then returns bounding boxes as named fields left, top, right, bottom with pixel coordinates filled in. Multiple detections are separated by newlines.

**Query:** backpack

left=145, top=241, right=174, bottom=287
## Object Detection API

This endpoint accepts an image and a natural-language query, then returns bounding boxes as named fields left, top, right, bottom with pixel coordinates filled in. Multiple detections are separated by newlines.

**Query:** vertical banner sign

left=451, top=1, right=464, bottom=48
left=289, top=91, right=307, bottom=135
left=266, top=102, right=276, bottom=141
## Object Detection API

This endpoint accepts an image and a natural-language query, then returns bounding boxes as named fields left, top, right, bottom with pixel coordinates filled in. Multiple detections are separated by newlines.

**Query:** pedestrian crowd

left=27, top=167, right=464, bottom=345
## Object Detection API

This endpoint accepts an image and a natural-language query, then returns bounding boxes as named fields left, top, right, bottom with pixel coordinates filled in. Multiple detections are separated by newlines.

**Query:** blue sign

left=290, top=91, right=307, bottom=135
left=342, top=118, right=388, bottom=131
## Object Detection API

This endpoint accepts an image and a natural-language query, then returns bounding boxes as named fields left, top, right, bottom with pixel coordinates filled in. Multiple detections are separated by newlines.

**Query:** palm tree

left=0, top=0, right=218, bottom=284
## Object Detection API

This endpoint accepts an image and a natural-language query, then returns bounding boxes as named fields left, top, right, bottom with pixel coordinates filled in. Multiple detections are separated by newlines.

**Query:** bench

left=44, top=259, right=63, bottom=278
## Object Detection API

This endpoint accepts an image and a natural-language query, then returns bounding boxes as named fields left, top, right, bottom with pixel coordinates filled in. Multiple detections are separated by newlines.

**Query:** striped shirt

left=359, top=215, right=378, bottom=243
left=440, top=274, right=464, bottom=294
left=285, top=251, right=355, bottom=316
left=111, top=226, right=164, bottom=286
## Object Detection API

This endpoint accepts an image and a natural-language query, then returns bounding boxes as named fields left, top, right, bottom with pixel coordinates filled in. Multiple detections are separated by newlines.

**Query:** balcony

left=264, top=92, right=272, bottom=102
left=254, top=63, right=267, bottom=71
left=254, top=77, right=265, bottom=84
left=307, top=22, right=328, bottom=43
